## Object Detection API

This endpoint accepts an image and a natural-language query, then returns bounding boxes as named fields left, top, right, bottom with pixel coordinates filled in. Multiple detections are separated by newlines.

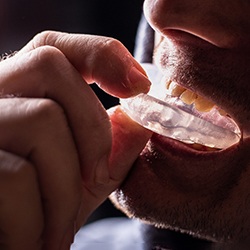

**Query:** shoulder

left=71, top=217, right=144, bottom=250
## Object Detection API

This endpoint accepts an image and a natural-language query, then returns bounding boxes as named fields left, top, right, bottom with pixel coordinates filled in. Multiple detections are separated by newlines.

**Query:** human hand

left=0, top=31, right=152, bottom=249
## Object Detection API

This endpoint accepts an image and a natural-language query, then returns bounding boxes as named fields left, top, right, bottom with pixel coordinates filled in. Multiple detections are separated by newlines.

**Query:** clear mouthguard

left=120, top=63, right=241, bottom=149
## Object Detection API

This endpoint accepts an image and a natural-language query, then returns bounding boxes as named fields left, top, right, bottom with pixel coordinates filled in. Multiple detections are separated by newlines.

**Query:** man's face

left=110, top=0, right=250, bottom=242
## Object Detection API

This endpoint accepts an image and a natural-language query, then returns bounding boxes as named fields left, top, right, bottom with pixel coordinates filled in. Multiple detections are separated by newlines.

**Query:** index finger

left=17, top=31, right=151, bottom=98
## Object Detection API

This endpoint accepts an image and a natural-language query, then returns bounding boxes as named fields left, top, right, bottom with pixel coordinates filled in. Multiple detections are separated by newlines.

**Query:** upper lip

left=162, top=29, right=220, bottom=48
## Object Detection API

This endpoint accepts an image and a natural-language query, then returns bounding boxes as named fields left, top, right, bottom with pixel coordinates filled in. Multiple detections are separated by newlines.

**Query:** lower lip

left=143, top=133, right=241, bottom=191
left=150, top=133, right=224, bottom=158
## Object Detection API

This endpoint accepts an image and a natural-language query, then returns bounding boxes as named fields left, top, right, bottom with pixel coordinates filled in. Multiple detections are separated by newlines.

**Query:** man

left=0, top=0, right=250, bottom=249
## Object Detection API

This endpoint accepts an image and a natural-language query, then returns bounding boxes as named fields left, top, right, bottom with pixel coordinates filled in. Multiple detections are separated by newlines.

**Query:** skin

left=0, top=33, right=152, bottom=249
left=110, top=0, right=250, bottom=243
left=1, top=0, right=250, bottom=248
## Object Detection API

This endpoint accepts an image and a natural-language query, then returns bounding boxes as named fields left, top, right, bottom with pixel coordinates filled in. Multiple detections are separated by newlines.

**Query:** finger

left=76, top=106, right=152, bottom=229
left=17, top=31, right=151, bottom=97
left=0, top=150, right=43, bottom=250
left=0, top=98, right=82, bottom=250
left=0, top=47, right=111, bottom=183
left=108, top=106, right=153, bottom=181
left=0, top=48, right=115, bottom=246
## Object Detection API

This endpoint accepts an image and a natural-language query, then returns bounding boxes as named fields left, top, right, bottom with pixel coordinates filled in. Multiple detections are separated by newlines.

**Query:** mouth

left=164, top=80, right=241, bottom=150
left=113, top=28, right=250, bottom=242
left=120, top=63, right=241, bottom=152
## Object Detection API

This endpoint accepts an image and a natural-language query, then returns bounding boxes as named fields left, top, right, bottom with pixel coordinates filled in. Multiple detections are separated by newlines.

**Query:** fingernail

left=128, top=67, right=151, bottom=95
left=95, top=155, right=110, bottom=184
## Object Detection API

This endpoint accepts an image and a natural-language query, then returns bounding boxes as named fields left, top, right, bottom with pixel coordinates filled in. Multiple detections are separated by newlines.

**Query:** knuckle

left=102, top=37, right=124, bottom=50
left=31, top=30, right=58, bottom=48
left=89, top=37, right=131, bottom=80
left=97, top=37, right=126, bottom=59
left=31, top=45, right=67, bottom=72
left=30, top=99, right=66, bottom=126
left=16, top=98, right=69, bottom=137
left=0, top=151, right=35, bottom=189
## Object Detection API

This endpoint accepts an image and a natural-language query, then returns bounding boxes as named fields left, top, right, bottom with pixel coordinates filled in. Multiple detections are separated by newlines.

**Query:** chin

left=110, top=133, right=250, bottom=243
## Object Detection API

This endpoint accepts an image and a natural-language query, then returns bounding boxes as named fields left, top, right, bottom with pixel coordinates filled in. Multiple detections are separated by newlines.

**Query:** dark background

left=0, top=0, right=144, bottom=106
left=1, top=1, right=143, bottom=54
left=0, top=0, right=144, bottom=222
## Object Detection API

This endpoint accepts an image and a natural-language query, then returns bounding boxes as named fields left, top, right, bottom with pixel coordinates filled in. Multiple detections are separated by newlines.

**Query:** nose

left=143, top=0, right=242, bottom=48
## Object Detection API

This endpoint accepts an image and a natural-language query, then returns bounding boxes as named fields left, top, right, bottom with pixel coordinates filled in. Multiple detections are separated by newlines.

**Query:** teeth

left=168, top=81, right=186, bottom=97
left=218, top=108, right=227, bottom=116
left=180, top=89, right=197, bottom=105
left=166, top=81, right=227, bottom=115
left=194, top=95, right=214, bottom=112
left=165, top=79, right=172, bottom=89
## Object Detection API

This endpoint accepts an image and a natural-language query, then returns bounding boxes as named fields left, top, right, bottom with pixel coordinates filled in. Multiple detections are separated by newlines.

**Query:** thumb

left=108, top=106, right=152, bottom=181
left=75, top=106, right=152, bottom=230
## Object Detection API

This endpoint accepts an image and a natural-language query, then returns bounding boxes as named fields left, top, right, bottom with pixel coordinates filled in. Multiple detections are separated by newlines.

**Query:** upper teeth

left=166, top=81, right=226, bottom=115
